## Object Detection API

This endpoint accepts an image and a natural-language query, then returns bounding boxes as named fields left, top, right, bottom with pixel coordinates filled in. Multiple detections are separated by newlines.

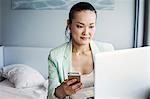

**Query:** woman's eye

left=89, top=26, right=94, bottom=28
left=76, top=25, right=83, bottom=28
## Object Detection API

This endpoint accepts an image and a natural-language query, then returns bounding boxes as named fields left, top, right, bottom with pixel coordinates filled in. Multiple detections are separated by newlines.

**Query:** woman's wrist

left=54, top=86, right=66, bottom=99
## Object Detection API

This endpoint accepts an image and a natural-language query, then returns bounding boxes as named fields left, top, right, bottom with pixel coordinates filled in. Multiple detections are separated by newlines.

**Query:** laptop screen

left=95, top=47, right=150, bottom=99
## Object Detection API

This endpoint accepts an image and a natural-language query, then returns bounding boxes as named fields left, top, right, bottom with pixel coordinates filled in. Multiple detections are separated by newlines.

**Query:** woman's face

left=69, top=10, right=96, bottom=45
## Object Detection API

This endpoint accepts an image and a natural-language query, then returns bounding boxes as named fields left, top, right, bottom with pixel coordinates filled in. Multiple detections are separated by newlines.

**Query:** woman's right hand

left=54, top=79, right=83, bottom=99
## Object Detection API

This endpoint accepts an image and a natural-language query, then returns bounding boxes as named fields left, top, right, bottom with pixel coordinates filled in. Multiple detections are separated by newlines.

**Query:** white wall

left=2, top=0, right=67, bottom=48
left=0, top=0, right=2, bottom=45
left=2, top=0, right=135, bottom=50
left=95, top=0, right=135, bottom=49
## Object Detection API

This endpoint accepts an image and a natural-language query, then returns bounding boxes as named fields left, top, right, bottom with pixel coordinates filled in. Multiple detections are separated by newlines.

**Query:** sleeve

left=47, top=52, right=60, bottom=99
left=98, top=42, right=115, bottom=52
left=104, top=43, right=114, bottom=51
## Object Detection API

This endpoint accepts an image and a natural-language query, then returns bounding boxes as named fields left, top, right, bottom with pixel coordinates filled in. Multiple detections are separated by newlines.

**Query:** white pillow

left=43, top=79, right=48, bottom=89
left=0, top=68, right=2, bottom=77
left=1, top=64, right=45, bottom=88
left=0, top=68, right=5, bottom=81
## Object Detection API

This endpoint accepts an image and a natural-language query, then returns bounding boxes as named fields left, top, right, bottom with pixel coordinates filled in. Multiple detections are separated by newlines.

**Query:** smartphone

left=68, top=72, right=80, bottom=83
left=86, top=97, right=94, bottom=99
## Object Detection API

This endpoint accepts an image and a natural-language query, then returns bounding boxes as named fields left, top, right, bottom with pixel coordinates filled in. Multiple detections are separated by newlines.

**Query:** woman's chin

left=80, top=40, right=90, bottom=45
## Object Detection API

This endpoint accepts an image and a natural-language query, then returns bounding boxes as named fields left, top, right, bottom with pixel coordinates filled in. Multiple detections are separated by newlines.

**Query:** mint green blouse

left=47, top=40, right=114, bottom=99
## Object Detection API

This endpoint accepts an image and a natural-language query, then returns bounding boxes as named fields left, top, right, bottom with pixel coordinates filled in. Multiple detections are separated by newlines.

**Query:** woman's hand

left=54, top=79, right=83, bottom=99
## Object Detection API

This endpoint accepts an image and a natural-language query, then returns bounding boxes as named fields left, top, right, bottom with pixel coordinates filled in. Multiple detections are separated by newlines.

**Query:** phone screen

left=68, top=72, right=80, bottom=83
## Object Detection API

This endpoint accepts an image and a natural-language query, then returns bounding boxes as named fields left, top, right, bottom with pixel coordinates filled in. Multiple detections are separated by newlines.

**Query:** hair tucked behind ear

left=65, top=2, right=97, bottom=41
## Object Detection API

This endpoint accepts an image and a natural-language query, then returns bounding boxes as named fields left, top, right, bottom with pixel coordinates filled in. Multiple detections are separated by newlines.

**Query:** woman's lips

left=80, top=37, right=90, bottom=40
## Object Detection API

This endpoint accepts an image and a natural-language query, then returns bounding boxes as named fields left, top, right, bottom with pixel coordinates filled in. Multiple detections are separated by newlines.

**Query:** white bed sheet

left=0, top=80, right=47, bottom=99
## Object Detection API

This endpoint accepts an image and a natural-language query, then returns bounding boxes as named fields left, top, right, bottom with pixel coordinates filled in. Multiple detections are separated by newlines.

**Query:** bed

left=0, top=46, right=51, bottom=99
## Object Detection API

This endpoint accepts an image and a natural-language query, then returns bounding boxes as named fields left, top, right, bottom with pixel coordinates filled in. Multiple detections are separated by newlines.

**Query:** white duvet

left=0, top=80, right=47, bottom=99
left=0, top=80, right=93, bottom=99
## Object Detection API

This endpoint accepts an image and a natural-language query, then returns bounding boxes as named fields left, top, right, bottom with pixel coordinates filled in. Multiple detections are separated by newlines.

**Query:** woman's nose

left=82, top=27, right=89, bottom=35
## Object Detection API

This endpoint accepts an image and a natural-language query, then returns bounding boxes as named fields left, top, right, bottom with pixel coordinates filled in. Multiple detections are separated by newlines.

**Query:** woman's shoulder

left=49, top=42, right=70, bottom=58
left=92, top=40, right=114, bottom=51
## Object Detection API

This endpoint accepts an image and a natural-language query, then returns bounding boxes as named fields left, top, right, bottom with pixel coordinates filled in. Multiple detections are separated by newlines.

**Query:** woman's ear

left=67, top=19, right=71, bottom=30
left=67, top=19, right=69, bottom=25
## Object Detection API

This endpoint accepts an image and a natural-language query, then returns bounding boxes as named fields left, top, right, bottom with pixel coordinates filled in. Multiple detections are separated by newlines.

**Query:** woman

left=47, top=2, right=114, bottom=99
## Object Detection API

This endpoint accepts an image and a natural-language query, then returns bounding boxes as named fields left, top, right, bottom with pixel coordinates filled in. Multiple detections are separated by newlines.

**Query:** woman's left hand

left=55, top=79, right=83, bottom=98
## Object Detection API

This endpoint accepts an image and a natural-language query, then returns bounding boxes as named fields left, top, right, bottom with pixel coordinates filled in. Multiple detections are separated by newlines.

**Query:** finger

left=63, top=79, right=68, bottom=83
left=74, top=86, right=82, bottom=92
left=66, top=79, right=77, bottom=86
left=73, top=83, right=83, bottom=93
left=71, top=82, right=82, bottom=89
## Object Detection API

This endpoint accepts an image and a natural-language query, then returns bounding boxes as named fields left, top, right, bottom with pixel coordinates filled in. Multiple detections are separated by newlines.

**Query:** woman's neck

left=72, top=42, right=91, bottom=55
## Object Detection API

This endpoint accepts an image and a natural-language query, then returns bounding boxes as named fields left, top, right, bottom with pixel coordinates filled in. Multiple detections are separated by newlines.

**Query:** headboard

left=3, top=46, right=52, bottom=78
left=0, top=46, right=4, bottom=68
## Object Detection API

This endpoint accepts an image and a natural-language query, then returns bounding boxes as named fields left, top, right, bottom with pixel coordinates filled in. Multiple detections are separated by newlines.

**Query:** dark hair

left=65, top=2, right=97, bottom=41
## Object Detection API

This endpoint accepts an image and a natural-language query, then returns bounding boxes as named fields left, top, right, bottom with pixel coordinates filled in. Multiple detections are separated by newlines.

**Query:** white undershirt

left=81, top=71, right=94, bottom=88
left=71, top=70, right=94, bottom=98
left=71, top=66, right=94, bottom=88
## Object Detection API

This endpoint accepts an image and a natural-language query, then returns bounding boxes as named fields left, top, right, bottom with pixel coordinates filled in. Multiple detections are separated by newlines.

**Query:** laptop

left=95, top=46, right=150, bottom=99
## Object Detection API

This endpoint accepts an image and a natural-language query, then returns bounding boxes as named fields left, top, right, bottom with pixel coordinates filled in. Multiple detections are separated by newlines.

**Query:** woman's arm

left=47, top=53, right=60, bottom=99
left=54, top=79, right=83, bottom=99
left=47, top=50, right=83, bottom=99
